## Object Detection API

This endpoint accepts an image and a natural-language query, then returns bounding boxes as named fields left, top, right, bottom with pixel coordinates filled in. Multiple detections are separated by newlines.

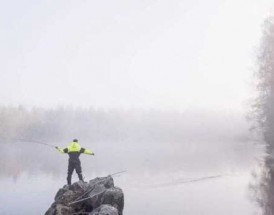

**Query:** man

left=55, top=139, right=95, bottom=185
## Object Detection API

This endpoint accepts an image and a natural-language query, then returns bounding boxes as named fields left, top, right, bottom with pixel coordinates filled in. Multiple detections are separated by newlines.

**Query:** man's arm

left=55, top=146, right=68, bottom=154
left=80, top=148, right=95, bottom=155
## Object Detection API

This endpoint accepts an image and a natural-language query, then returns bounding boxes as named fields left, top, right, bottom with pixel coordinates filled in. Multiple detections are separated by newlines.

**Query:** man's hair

left=73, top=139, right=78, bottom=142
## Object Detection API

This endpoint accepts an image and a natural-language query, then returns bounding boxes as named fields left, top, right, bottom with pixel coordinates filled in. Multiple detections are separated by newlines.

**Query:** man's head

left=73, top=139, right=78, bottom=142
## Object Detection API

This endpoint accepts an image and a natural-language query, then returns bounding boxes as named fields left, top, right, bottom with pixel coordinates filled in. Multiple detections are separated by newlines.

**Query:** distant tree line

left=0, top=105, right=251, bottom=179
left=0, top=105, right=249, bottom=144
left=253, top=16, right=274, bottom=215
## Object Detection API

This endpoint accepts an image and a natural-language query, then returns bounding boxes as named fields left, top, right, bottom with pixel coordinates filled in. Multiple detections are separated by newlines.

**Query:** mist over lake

left=0, top=108, right=264, bottom=214
left=1, top=0, right=273, bottom=214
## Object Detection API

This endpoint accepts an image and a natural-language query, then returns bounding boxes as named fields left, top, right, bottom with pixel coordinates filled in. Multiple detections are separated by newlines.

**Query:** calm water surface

left=0, top=141, right=263, bottom=214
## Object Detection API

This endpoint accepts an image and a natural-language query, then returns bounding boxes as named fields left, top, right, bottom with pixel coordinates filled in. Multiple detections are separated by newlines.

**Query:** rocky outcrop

left=45, top=176, right=124, bottom=215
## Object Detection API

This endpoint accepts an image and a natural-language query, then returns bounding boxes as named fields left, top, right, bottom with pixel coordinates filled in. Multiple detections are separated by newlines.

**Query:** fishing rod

left=16, top=139, right=57, bottom=148
left=69, top=190, right=106, bottom=205
left=69, top=170, right=127, bottom=205
left=110, top=170, right=127, bottom=177
left=142, top=174, right=231, bottom=189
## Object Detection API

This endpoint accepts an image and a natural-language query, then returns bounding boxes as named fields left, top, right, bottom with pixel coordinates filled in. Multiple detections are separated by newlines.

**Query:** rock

left=45, top=206, right=55, bottom=215
left=70, top=180, right=90, bottom=192
left=55, top=204, right=72, bottom=215
left=84, top=183, right=107, bottom=210
left=45, top=176, right=124, bottom=215
left=89, top=176, right=114, bottom=189
left=101, top=187, right=124, bottom=215
left=55, top=185, right=70, bottom=201
left=45, top=204, right=72, bottom=215
left=90, top=204, right=119, bottom=215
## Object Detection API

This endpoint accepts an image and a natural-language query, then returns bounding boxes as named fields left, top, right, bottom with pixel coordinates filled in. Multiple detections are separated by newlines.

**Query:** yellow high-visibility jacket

left=56, top=141, right=94, bottom=161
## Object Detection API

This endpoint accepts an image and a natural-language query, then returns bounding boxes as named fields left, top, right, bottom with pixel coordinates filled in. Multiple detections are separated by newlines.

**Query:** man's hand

left=55, top=146, right=59, bottom=149
left=92, top=152, right=95, bottom=156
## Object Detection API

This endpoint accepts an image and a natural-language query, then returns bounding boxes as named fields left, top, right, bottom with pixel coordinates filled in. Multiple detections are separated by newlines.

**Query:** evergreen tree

left=255, top=16, right=274, bottom=215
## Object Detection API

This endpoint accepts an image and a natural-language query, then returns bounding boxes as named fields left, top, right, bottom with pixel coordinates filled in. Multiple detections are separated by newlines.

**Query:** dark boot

left=78, top=173, right=83, bottom=181
left=67, top=174, right=72, bottom=185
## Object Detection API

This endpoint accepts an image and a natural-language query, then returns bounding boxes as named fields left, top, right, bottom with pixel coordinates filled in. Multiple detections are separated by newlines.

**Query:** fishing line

left=68, top=170, right=127, bottom=205
left=16, top=139, right=56, bottom=148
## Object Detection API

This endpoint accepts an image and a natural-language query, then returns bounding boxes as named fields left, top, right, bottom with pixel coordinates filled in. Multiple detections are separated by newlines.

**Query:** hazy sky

left=0, top=0, right=273, bottom=111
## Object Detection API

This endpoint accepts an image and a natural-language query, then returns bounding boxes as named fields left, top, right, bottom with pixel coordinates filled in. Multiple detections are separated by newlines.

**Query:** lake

left=0, top=140, right=264, bottom=214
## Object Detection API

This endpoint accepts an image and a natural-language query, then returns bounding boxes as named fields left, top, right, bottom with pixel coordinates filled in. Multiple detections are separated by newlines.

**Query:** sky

left=0, top=0, right=273, bottom=111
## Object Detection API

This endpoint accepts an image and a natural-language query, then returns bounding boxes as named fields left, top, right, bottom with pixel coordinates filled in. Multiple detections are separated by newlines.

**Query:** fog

left=0, top=0, right=273, bottom=110
left=0, top=107, right=257, bottom=178
left=0, top=107, right=264, bottom=214
left=1, top=0, right=274, bottom=214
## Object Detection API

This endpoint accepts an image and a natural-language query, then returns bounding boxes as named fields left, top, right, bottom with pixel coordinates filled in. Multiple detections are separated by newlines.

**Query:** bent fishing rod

left=69, top=170, right=128, bottom=205
left=16, top=139, right=57, bottom=148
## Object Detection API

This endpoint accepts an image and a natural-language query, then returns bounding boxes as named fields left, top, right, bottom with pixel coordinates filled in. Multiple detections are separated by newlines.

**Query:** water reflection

left=0, top=140, right=263, bottom=214
left=1, top=140, right=262, bottom=178
left=0, top=171, right=260, bottom=215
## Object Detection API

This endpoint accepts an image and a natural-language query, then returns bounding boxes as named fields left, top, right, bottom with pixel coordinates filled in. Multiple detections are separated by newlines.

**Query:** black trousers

left=67, top=160, right=83, bottom=185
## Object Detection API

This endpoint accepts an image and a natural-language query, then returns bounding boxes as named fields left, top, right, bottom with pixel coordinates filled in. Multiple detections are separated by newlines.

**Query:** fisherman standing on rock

left=55, top=139, right=95, bottom=185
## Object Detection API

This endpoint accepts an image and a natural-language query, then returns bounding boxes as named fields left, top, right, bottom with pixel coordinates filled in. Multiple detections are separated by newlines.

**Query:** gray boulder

left=90, top=204, right=119, bottom=215
left=45, top=176, right=124, bottom=215
left=101, top=187, right=124, bottom=214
